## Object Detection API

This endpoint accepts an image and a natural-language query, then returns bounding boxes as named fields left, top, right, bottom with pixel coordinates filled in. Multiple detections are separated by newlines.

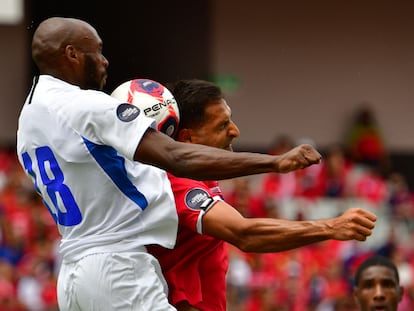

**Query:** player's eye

left=383, top=280, right=397, bottom=289
left=220, top=120, right=230, bottom=130
left=360, top=280, right=374, bottom=289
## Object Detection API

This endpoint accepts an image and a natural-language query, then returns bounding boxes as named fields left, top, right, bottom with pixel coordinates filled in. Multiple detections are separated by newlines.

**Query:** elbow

left=236, top=240, right=257, bottom=253
left=165, top=158, right=193, bottom=178
left=229, top=231, right=257, bottom=253
left=157, top=147, right=191, bottom=178
left=164, top=156, right=207, bottom=180
left=224, top=221, right=264, bottom=253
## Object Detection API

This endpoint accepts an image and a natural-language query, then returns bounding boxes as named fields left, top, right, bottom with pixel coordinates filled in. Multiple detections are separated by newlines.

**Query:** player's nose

left=373, top=284, right=386, bottom=300
left=229, top=120, right=240, bottom=138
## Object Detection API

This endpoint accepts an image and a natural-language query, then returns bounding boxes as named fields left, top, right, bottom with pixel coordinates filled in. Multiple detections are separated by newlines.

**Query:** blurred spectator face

left=353, top=265, right=403, bottom=311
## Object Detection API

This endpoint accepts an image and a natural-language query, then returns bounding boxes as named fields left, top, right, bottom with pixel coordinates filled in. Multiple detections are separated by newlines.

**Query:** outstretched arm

left=202, top=202, right=377, bottom=253
left=134, top=128, right=322, bottom=180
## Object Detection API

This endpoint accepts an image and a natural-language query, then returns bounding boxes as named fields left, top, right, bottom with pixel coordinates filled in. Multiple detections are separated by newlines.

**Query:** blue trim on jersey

left=82, top=138, right=149, bottom=210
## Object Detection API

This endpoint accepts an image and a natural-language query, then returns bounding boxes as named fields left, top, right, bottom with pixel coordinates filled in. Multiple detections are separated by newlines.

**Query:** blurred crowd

left=0, top=147, right=60, bottom=311
left=1, top=105, right=413, bottom=310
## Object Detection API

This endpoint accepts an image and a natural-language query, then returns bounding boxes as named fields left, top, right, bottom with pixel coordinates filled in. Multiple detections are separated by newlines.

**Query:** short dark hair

left=354, top=255, right=400, bottom=286
left=168, top=79, right=223, bottom=131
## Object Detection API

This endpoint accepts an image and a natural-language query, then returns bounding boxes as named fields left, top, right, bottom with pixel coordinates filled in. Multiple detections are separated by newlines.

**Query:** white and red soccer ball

left=111, top=78, right=180, bottom=137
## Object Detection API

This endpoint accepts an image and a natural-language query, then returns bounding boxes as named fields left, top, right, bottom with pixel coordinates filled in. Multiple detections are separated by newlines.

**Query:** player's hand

left=329, top=208, right=377, bottom=241
left=275, top=144, right=322, bottom=173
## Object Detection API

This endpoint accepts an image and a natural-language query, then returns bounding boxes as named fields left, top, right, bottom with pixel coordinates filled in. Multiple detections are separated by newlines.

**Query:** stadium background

left=1, top=0, right=414, bottom=189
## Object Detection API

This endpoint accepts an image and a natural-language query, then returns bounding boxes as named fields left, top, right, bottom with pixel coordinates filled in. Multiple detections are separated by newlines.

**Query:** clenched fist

left=328, top=208, right=377, bottom=241
left=275, top=144, right=322, bottom=173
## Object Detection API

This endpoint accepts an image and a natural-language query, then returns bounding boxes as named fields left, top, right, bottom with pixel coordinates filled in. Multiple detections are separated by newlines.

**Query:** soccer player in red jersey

left=148, top=79, right=377, bottom=311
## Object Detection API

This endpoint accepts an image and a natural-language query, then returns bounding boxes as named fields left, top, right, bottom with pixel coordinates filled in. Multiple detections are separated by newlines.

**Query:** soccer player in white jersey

left=17, top=16, right=337, bottom=311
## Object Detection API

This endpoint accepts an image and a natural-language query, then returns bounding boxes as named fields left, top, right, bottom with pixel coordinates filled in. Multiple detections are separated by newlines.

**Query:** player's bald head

left=32, top=17, right=98, bottom=73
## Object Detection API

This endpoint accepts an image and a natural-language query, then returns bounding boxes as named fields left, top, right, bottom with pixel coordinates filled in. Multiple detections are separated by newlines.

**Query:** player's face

left=189, top=99, right=240, bottom=151
left=79, top=29, right=108, bottom=90
left=353, top=266, right=403, bottom=311
left=83, top=52, right=108, bottom=90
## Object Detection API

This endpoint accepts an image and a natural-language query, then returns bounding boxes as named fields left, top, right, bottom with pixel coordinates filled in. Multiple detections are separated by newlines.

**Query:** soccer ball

left=111, top=78, right=180, bottom=137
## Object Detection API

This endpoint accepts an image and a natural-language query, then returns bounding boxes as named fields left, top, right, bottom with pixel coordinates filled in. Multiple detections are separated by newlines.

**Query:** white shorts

left=57, top=250, right=176, bottom=311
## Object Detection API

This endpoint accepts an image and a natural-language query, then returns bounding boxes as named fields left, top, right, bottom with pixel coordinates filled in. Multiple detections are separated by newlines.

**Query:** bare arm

left=202, top=202, right=377, bottom=253
left=134, top=128, right=322, bottom=180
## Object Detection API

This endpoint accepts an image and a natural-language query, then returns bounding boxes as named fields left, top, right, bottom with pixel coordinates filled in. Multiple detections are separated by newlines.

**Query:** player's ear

left=64, top=45, right=80, bottom=62
left=352, top=287, right=360, bottom=308
left=398, top=286, right=404, bottom=302
left=177, top=128, right=192, bottom=143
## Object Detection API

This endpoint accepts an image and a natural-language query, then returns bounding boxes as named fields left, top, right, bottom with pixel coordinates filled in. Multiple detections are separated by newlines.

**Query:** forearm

left=135, top=128, right=321, bottom=180
left=220, top=207, right=375, bottom=252
left=167, top=144, right=277, bottom=180
left=203, top=204, right=375, bottom=253
left=228, top=218, right=333, bottom=253
left=135, top=129, right=278, bottom=180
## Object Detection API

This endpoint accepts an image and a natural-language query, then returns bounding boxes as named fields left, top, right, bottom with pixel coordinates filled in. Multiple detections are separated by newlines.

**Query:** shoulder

left=167, top=173, right=209, bottom=192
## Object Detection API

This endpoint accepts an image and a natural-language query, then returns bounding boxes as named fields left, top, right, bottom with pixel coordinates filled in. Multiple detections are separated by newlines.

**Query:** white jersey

left=16, top=75, right=178, bottom=263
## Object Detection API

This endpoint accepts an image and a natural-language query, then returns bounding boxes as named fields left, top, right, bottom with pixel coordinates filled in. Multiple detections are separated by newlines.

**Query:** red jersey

left=148, top=174, right=228, bottom=311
